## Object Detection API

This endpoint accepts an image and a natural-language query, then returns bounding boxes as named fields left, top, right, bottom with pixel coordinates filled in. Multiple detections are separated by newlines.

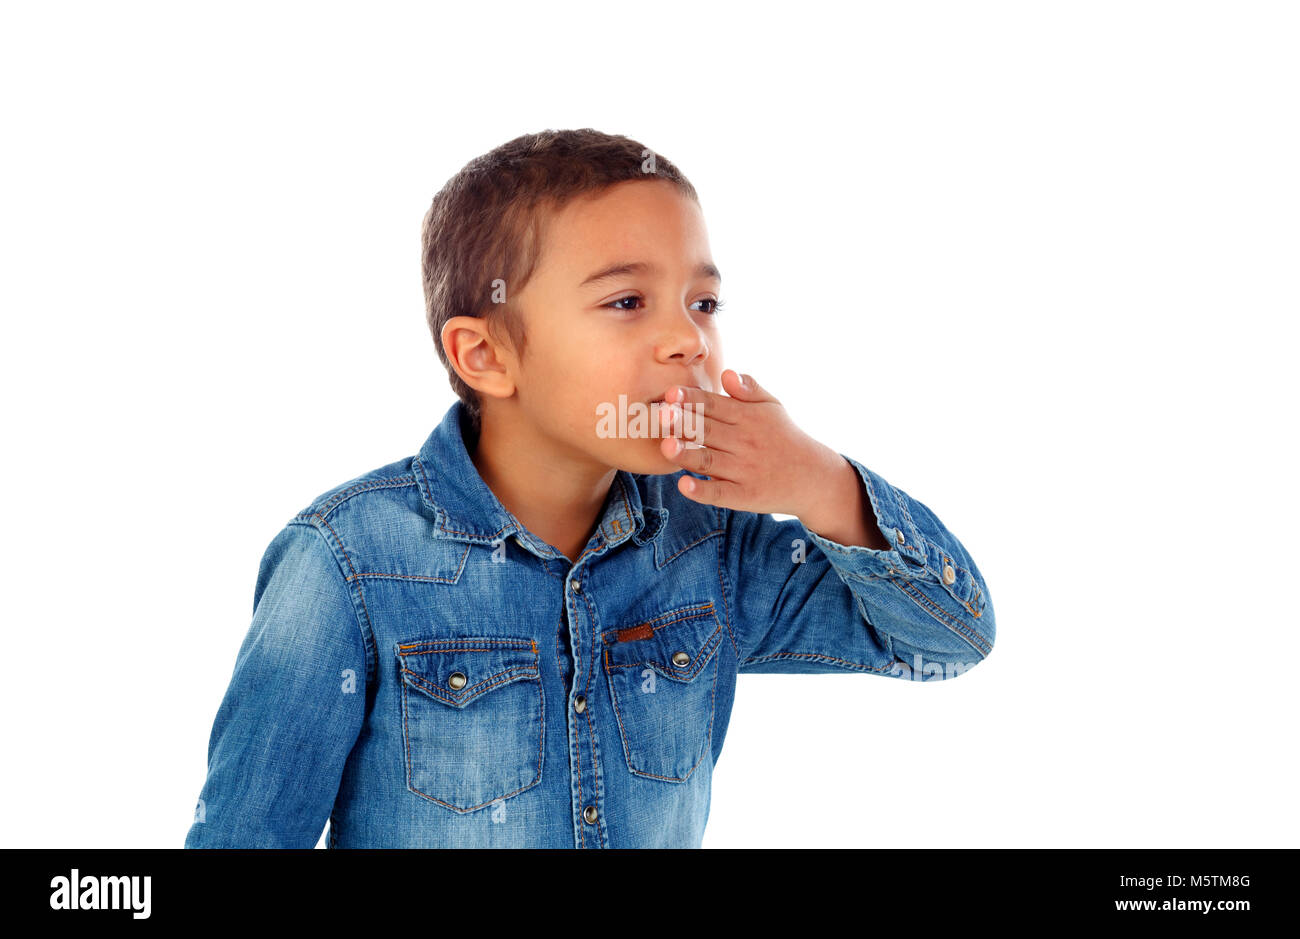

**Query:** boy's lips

left=647, top=385, right=702, bottom=404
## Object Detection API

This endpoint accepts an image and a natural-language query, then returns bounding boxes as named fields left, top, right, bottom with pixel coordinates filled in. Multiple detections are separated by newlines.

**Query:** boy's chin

left=606, top=437, right=693, bottom=476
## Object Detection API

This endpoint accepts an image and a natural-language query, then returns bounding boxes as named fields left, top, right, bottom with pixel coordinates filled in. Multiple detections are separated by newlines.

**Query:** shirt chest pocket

left=602, top=601, right=724, bottom=783
left=396, top=636, right=543, bottom=813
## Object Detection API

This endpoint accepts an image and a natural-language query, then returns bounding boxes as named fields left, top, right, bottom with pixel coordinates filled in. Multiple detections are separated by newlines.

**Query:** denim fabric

left=185, top=400, right=994, bottom=848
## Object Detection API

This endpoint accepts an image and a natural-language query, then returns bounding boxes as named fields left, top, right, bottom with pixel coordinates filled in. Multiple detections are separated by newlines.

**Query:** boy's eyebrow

left=580, top=260, right=721, bottom=288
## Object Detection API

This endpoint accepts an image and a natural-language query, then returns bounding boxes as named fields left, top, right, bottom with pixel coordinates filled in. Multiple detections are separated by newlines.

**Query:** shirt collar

left=413, top=401, right=667, bottom=557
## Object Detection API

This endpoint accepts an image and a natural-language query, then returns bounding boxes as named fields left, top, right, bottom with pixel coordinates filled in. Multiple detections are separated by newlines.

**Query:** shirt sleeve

left=722, top=454, right=995, bottom=680
left=184, top=519, right=369, bottom=847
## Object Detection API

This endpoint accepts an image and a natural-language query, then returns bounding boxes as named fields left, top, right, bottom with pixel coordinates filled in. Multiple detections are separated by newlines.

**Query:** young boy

left=184, top=128, right=995, bottom=849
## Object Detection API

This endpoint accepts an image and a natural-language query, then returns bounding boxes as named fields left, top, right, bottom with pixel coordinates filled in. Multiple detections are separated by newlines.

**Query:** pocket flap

left=602, top=602, right=724, bottom=682
left=396, top=636, right=539, bottom=708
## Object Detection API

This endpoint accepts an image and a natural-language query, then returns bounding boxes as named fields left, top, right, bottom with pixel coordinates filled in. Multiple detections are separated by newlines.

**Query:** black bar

left=5, top=848, right=1287, bottom=925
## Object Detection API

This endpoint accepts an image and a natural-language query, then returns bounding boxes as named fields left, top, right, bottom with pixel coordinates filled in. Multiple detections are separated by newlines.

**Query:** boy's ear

left=441, top=316, right=516, bottom=399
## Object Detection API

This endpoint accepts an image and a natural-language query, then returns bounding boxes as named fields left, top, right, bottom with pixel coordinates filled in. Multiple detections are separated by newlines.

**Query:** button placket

left=567, top=575, right=598, bottom=839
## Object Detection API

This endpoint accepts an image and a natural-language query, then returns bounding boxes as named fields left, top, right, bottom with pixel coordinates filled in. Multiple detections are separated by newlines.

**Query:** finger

left=678, top=472, right=741, bottom=507
left=660, top=435, right=736, bottom=479
left=665, top=383, right=741, bottom=424
left=657, top=402, right=737, bottom=452
left=720, top=369, right=775, bottom=403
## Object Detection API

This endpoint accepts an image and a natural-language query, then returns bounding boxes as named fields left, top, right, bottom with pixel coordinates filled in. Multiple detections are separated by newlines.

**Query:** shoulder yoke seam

left=294, top=473, right=418, bottom=521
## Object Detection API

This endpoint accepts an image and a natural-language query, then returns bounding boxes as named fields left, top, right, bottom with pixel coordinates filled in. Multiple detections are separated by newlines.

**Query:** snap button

left=448, top=671, right=467, bottom=690
left=570, top=580, right=581, bottom=593
left=583, top=805, right=598, bottom=823
left=671, top=651, right=690, bottom=668
left=574, top=694, right=586, bottom=713
left=942, top=564, right=956, bottom=585
left=895, top=528, right=905, bottom=544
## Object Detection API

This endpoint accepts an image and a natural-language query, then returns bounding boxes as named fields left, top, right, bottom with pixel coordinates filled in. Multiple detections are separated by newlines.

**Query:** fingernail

left=741, top=373, right=752, bottom=389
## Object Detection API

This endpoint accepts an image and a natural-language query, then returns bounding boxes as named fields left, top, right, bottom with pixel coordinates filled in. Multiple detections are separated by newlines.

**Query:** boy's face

left=501, top=178, right=725, bottom=475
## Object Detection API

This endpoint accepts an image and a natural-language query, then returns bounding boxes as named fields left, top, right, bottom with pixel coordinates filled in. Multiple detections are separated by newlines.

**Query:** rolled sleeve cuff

left=802, top=454, right=991, bottom=628
left=799, top=454, right=929, bottom=579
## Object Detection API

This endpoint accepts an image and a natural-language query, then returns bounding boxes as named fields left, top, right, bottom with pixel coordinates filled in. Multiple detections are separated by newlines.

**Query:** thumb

left=724, top=369, right=768, bottom=400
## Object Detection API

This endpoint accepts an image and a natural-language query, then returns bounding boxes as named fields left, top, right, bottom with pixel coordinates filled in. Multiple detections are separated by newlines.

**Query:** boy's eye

left=605, top=296, right=725, bottom=315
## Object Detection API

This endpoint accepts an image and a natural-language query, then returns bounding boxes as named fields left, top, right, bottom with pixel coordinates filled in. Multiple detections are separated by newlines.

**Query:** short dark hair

left=420, top=128, right=699, bottom=437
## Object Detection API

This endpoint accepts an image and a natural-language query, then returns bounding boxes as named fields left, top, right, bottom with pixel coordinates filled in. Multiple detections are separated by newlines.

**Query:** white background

left=2, top=1, right=1296, bottom=848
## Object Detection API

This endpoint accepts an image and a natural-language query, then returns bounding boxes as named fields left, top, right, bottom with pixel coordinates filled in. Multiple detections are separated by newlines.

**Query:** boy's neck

left=468, top=407, right=618, bottom=565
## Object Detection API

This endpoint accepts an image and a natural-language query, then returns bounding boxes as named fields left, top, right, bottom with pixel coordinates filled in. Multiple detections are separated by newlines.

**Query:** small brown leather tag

left=616, top=622, right=654, bottom=642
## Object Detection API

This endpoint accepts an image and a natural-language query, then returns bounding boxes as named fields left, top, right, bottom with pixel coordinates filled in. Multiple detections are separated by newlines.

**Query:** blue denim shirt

left=185, top=400, right=994, bottom=848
